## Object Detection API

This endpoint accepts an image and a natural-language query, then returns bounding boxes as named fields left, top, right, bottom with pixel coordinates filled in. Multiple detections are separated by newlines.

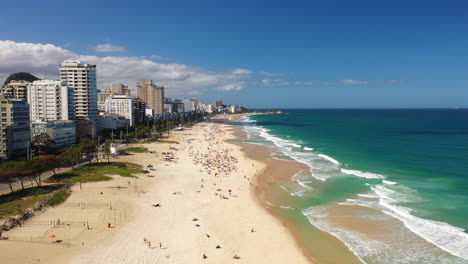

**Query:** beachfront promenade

left=0, top=120, right=311, bottom=264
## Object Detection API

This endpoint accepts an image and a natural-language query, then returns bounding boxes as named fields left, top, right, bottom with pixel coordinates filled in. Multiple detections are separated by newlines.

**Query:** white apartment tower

left=105, top=95, right=134, bottom=126
left=27, top=80, right=75, bottom=121
left=59, top=60, right=98, bottom=121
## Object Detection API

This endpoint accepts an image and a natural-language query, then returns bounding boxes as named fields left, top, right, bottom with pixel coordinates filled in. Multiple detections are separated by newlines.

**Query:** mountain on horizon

left=3, top=72, right=40, bottom=85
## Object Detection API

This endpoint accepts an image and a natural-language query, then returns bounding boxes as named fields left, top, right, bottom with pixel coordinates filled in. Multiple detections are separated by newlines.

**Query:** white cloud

left=0, top=40, right=252, bottom=96
left=216, top=82, right=247, bottom=91
left=384, top=80, right=406, bottom=83
left=150, top=55, right=169, bottom=60
left=261, top=79, right=284, bottom=86
left=232, top=68, right=252, bottom=75
left=260, top=71, right=286, bottom=77
left=339, top=79, right=368, bottom=85
left=94, top=43, right=127, bottom=52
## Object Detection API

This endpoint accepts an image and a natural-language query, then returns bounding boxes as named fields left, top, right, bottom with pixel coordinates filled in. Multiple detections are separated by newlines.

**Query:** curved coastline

left=227, top=114, right=364, bottom=264
left=235, top=112, right=468, bottom=264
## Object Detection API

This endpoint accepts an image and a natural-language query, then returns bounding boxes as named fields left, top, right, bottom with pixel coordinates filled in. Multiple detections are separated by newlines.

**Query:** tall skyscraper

left=59, top=60, right=98, bottom=121
left=136, top=80, right=164, bottom=116
left=27, top=80, right=75, bottom=121
left=0, top=94, right=31, bottom=160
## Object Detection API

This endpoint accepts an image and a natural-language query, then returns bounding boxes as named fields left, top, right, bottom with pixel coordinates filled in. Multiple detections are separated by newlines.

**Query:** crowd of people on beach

left=189, top=126, right=239, bottom=177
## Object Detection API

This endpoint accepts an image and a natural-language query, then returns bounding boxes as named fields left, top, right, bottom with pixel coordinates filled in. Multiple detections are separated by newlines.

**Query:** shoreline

left=228, top=113, right=468, bottom=264
left=226, top=114, right=364, bottom=264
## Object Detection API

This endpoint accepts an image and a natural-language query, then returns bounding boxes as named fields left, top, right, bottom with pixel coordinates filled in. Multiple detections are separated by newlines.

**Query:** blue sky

left=0, top=0, right=467, bottom=108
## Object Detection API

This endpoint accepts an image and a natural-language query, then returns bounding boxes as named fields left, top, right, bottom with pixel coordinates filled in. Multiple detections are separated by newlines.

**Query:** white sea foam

left=372, top=185, right=468, bottom=260
left=383, top=180, right=397, bottom=185
left=341, top=168, right=386, bottom=179
left=318, top=154, right=340, bottom=165
left=357, top=193, right=379, bottom=199
left=243, top=115, right=468, bottom=261
left=292, top=171, right=314, bottom=190
left=242, top=117, right=342, bottom=182
left=302, top=206, right=370, bottom=263
left=303, top=147, right=313, bottom=151
left=302, top=205, right=468, bottom=264
left=295, top=179, right=313, bottom=190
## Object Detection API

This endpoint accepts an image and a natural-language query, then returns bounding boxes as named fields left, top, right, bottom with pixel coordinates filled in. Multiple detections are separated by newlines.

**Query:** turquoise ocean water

left=241, top=109, right=468, bottom=264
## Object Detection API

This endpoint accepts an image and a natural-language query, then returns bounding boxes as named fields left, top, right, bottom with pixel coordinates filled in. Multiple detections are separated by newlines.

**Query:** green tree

left=60, top=146, right=81, bottom=168
left=0, top=161, right=20, bottom=192
left=32, top=133, right=56, bottom=155
left=78, top=138, right=98, bottom=163
left=103, top=144, right=111, bottom=163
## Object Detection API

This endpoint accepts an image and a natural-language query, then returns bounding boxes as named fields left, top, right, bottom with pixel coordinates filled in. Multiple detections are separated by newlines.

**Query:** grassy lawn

left=125, top=146, right=148, bottom=152
left=47, top=188, right=72, bottom=207
left=48, top=162, right=144, bottom=184
left=0, top=185, right=69, bottom=220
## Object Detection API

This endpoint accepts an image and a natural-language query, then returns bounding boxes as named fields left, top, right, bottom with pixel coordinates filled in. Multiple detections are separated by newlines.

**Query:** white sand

left=0, top=121, right=311, bottom=263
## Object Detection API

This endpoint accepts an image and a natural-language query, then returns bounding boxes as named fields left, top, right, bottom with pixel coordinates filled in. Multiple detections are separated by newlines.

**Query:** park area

left=0, top=162, right=143, bottom=228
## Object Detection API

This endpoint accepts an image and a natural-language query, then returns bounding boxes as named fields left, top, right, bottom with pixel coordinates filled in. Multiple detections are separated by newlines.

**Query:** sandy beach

left=0, top=118, right=312, bottom=263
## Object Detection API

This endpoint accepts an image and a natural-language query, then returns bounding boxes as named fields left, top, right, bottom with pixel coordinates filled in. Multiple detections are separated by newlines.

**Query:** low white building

left=229, top=104, right=238, bottom=113
left=105, top=95, right=134, bottom=126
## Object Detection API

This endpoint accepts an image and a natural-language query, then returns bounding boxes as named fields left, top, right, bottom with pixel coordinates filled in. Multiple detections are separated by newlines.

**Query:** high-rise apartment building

left=190, top=99, right=198, bottom=112
left=1, top=80, right=31, bottom=101
left=136, top=80, right=164, bottom=116
left=0, top=94, right=31, bottom=159
left=111, top=83, right=131, bottom=96
left=133, top=97, right=146, bottom=125
left=105, top=95, right=134, bottom=126
left=97, top=91, right=113, bottom=114
left=214, top=100, right=224, bottom=108
left=59, top=60, right=98, bottom=121
left=27, top=80, right=75, bottom=121
left=173, top=99, right=184, bottom=113
left=181, top=99, right=191, bottom=113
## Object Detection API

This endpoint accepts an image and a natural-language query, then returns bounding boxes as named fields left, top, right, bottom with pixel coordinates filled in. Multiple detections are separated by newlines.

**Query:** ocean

left=241, top=109, right=468, bottom=264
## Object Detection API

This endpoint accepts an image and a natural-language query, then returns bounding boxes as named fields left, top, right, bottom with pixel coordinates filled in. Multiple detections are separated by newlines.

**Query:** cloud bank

left=261, top=78, right=405, bottom=87
left=94, top=43, right=127, bottom=52
left=0, top=40, right=252, bottom=96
